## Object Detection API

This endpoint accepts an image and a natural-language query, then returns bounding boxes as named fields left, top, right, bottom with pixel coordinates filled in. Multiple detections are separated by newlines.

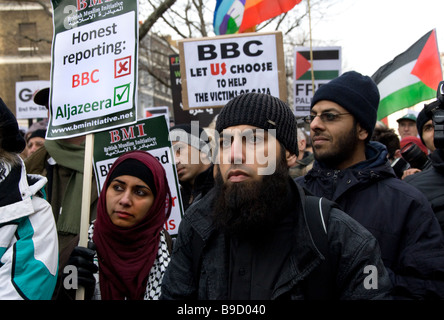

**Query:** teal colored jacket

left=0, top=161, right=58, bottom=300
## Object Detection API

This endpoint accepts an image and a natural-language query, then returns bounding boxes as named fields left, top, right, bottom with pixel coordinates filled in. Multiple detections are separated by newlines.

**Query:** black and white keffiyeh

left=88, top=224, right=171, bottom=300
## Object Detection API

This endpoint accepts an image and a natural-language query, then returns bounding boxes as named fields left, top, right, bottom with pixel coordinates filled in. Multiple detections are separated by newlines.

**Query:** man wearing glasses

left=296, top=71, right=444, bottom=299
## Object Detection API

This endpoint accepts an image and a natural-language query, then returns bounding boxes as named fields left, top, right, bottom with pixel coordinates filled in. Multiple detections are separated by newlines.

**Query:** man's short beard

left=312, top=120, right=359, bottom=169
left=212, top=151, right=290, bottom=239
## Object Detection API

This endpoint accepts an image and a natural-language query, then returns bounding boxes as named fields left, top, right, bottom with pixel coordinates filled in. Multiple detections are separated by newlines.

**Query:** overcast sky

left=312, top=0, right=444, bottom=76
left=139, top=0, right=444, bottom=124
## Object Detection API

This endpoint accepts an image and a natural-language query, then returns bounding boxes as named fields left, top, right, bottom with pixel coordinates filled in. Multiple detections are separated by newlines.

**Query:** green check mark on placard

left=114, top=83, right=130, bottom=106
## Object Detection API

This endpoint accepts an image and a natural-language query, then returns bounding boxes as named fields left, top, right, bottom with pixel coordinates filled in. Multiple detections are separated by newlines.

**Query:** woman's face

left=106, top=175, right=155, bottom=228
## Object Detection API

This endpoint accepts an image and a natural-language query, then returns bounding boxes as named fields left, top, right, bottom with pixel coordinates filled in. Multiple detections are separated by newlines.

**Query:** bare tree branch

left=139, top=0, right=177, bottom=40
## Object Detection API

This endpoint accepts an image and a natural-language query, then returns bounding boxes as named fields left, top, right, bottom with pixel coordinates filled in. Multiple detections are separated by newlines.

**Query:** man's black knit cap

left=216, top=93, right=299, bottom=156
left=416, top=107, right=431, bottom=145
left=0, top=98, right=26, bottom=153
left=311, top=71, right=380, bottom=142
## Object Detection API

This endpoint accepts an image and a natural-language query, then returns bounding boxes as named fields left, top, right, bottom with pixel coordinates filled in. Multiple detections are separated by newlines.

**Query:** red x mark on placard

left=114, top=56, right=132, bottom=78
left=119, top=61, right=128, bottom=72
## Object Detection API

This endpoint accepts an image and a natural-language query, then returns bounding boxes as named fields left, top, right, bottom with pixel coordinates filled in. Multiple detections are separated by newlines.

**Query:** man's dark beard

left=212, top=154, right=290, bottom=239
left=312, top=122, right=359, bottom=169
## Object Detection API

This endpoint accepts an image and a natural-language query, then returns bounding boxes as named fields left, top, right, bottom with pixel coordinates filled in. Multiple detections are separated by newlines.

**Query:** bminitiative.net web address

left=50, top=111, right=134, bottom=134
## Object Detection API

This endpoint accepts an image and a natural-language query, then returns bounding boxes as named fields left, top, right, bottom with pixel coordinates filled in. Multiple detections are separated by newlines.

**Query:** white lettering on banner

left=76, top=0, right=123, bottom=11
left=64, top=2, right=125, bottom=29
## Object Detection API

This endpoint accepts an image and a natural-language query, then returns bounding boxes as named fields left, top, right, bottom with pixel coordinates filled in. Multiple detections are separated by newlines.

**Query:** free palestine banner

left=293, top=47, right=341, bottom=117
left=371, top=29, right=443, bottom=120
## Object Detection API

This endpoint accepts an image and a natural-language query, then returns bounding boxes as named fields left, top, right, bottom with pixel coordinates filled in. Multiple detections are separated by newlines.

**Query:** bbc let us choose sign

left=47, top=0, right=138, bottom=139
left=179, top=31, right=287, bottom=110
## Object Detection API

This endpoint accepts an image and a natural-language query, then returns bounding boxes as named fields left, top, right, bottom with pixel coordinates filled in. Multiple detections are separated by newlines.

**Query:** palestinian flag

left=371, top=29, right=443, bottom=120
left=295, top=49, right=340, bottom=80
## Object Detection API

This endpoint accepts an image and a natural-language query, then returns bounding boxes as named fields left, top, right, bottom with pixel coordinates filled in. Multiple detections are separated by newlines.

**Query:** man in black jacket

left=296, top=71, right=444, bottom=299
left=161, top=92, right=392, bottom=300
left=404, top=106, right=444, bottom=232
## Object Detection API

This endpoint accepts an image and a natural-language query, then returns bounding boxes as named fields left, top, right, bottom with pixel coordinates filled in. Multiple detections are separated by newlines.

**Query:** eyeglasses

left=302, top=112, right=351, bottom=124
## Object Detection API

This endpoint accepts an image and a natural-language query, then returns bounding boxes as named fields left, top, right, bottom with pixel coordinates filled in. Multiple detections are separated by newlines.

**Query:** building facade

left=0, top=1, right=52, bottom=118
left=0, top=0, right=176, bottom=126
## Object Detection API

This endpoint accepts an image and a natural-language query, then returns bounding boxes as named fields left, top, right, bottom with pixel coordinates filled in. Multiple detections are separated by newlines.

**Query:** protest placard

left=179, top=31, right=286, bottom=110
left=49, top=1, right=139, bottom=299
left=144, top=106, right=169, bottom=124
left=15, top=81, right=50, bottom=119
left=47, top=0, right=138, bottom=139
left=169, top=54, right=221, bottom=126
left=293, top=46, right=341, bottom=117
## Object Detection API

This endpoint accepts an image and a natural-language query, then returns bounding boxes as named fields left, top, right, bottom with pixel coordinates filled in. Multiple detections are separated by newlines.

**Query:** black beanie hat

left=416, top=107, right=431, bottom=145
left=311, top=71, right=380, bottom=141
left=28, top=129, right=47, bottom=141
left=0, top=98, right=26, bottom=153
left=216, top=93, right=298, bottom=156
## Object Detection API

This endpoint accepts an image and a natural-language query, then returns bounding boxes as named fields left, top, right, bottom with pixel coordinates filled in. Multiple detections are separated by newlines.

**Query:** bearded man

left=296, top=71, right=444, bottom=299
left=161, top=92, right=392, bottom=300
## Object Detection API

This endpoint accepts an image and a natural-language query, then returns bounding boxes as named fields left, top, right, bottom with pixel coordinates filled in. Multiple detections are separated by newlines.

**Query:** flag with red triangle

left=295, top=49, right=340, bottom=80
left=296, top=51, right=312, bottom=80
left=371, top=29, right=443, bottom=120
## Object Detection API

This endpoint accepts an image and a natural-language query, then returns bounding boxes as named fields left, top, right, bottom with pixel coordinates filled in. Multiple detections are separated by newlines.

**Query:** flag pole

left=307, top=0, right=315, bottom=93
left=75, top=133, right=94, bottom=300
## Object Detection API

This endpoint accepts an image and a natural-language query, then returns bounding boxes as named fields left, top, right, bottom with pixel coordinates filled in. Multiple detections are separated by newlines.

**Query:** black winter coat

left=180, top=165, right=214, bottom=212
left=404, top=149, right=444, bottom=232
left=296, top=141, right=444, bottom=299
left=161, top=179, right=393, bottom=300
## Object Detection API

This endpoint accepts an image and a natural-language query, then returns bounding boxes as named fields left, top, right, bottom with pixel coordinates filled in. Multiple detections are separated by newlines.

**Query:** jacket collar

left=296, top=152, right=314, bottom=167
left=0, top=159, right=45, bottom=223
left=310, top=141, right=396, bottom=179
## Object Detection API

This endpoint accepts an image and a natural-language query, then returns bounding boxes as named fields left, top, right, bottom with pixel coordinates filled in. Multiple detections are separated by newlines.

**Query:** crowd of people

left=1, top=70, right=444, bottom=300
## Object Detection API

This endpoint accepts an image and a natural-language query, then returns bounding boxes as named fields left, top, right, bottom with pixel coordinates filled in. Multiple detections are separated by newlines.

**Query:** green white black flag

left=371, top=29, right=442, bottom=120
